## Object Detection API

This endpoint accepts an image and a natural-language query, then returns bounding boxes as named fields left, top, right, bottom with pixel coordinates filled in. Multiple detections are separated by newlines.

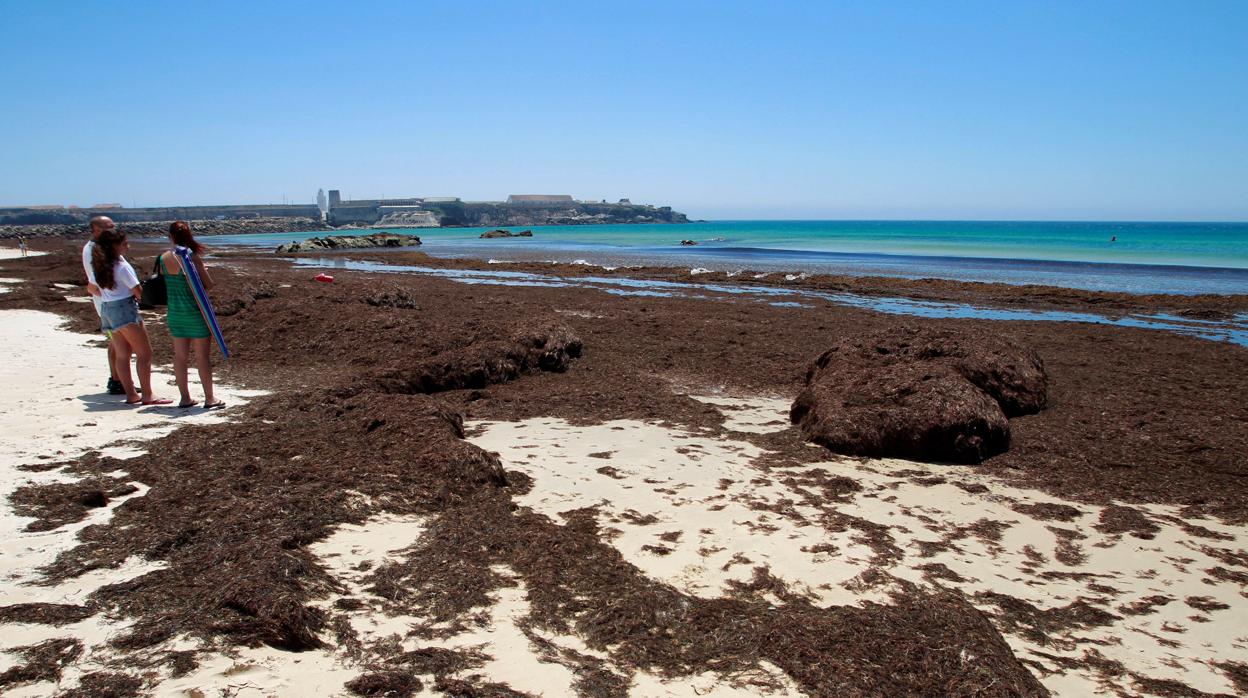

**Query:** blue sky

left=2, top=1, right=1246, bottom=220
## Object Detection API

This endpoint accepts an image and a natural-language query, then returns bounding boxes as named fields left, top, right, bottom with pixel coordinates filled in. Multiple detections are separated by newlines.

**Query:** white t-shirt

left=82, top=241, right=97, bottom=284
left=98, top=257, right=140, bottom=302
left=83, top=241, right=104, bottom=314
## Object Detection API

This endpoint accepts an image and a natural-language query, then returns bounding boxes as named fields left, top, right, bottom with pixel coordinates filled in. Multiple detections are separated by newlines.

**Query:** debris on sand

left=0, top=603, right=95, bottom=626
left=0, top=638, right=83, bottom=688
left=3, top=241, right=1246, bottom=697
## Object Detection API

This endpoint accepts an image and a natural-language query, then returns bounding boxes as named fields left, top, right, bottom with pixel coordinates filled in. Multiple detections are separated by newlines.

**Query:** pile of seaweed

left=0, top=251, right=1043, bottom=696
left=4, top=240, right=1247, bottom=695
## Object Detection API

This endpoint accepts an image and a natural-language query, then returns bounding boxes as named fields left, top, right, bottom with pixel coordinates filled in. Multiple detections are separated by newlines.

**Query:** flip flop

left=204, top=400, right=226, bottom=410
left=141, top=398, right=174, bottom=406
left=124, top=398, right=143, bottom=405
left=178, top=400, right=199, bottom=409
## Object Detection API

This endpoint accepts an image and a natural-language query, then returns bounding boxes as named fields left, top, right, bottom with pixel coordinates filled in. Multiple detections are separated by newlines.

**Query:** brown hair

left=169, top=220, right=203, bottom=255
left=92, top=229, right=127, bottom=290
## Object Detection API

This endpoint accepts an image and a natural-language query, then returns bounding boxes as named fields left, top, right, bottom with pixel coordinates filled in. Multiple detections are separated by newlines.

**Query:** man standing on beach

left=84, top=215, right=124, bottom=394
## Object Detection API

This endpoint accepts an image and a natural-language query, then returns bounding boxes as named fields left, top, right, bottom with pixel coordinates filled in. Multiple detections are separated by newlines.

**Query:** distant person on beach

left=18, top=236, right=27, bottom=256
left=84, top=216, right=124, bottom=394
left=91, top=228, right=172, bottom=406
left=161, top=221, right=223, bottom=409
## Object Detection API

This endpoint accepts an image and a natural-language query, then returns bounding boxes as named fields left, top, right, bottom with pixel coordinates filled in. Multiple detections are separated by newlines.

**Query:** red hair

left=169, top=220, right=203, bottom=255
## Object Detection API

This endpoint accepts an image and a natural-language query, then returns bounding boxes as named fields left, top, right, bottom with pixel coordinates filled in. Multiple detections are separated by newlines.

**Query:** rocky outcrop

left=0, top=217, right=331, bottom=240
left=274, top=233, right=419, bottom=254
left=422, top=201, right=688, bottom=227
left=790, top=326, right=1047, bottom=464
left=480, top=229, right=533, bottom=239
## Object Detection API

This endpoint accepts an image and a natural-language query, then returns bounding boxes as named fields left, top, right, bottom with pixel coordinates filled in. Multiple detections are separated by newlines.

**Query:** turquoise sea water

left=201, top=220, right=1248, bottom=295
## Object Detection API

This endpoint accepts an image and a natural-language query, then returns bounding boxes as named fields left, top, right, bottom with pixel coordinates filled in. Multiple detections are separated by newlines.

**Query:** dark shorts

left=99, top=297, right=140, bottom=332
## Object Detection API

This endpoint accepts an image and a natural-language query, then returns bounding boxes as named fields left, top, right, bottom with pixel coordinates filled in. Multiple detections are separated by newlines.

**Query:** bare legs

left=194, top=338, right=217, bottom=405
left=173, top=337, right=216, bottom=406
left=107, top=342, right=118, bottom=380
left=112, top=322, right=156, bottom=403
left=172, top=338, right=192, bottom=406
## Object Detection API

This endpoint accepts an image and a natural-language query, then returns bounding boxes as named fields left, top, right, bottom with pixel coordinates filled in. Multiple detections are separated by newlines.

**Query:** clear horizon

left=2, top=1, right=1246, bottom=221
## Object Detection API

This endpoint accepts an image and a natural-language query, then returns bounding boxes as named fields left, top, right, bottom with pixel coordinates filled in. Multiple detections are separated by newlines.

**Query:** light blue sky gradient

left=2, top=1, right=1246, bottom=220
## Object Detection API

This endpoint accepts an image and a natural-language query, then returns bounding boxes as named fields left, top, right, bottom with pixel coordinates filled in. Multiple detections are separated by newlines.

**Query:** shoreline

left=256, top=246, right=1248, bottom=323
left=0, top=240, right=1245, bottom=696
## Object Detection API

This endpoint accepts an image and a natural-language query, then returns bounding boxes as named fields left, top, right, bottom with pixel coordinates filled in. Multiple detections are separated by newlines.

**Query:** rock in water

left=479, top=229, right=533, bottom=238
left=790, top=326, right=1047, bottom=464
left=275, top=233, right=418, bottom=253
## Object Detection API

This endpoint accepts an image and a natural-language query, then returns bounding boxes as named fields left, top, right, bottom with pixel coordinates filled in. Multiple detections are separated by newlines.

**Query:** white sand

left=305, top=517, right=808, bottom=698
left=0, top=309, right=265, bottom=696
left=467, top=397, right=1248, bottom=697
left=0, top=247, right=46, bottom=260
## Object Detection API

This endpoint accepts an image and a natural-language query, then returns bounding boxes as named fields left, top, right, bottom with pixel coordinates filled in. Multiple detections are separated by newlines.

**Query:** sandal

left=141, top=398, right=174, bottom=406
left=204, top=400, right=226, bottom=409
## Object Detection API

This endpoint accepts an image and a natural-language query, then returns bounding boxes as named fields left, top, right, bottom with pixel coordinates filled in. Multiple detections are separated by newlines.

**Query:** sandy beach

left=0, top=240, right=1245, bottom=697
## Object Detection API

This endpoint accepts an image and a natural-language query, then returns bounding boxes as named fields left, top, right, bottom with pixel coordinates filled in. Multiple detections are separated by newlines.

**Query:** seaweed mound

left=370, top=322, right=583, bottom=395
left=790, top=326, right=1047, bottom=463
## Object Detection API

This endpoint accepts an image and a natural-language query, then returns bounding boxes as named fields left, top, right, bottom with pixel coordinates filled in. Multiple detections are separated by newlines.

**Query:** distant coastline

left=0, top=192, right=690, bottom=236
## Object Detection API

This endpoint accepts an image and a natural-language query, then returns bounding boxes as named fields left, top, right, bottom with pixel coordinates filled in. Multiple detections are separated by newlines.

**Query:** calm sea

left=203, top=220, right=1248, bottom=295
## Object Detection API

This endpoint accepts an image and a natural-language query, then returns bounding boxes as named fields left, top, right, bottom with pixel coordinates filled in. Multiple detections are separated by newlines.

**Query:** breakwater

left=0, top=217, right=331, bottom=239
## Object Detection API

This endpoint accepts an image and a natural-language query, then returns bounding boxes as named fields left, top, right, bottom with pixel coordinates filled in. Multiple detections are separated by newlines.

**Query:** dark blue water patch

left=290, top=258, right=1248, bottom=347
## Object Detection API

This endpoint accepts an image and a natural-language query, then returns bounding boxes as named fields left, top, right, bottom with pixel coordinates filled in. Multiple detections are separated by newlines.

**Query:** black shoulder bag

left=140, top=255, right=167, bottom=309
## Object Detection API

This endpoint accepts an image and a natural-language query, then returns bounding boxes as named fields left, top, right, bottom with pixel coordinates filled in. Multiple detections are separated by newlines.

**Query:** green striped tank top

left=161, top=254, right=210, bottom=339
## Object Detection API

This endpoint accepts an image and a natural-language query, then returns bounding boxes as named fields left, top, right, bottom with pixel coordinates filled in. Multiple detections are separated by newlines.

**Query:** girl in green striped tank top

left=162, top=221, right=224, bottom=409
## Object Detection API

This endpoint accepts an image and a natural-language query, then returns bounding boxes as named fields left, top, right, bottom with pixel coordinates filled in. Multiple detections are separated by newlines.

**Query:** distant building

left=316, top=189, right=328, bottom=215
left=506, top=194, right=574, bottom=204
left=328, top=190, right=342, bottom=207
left=422, top=196, right=461, bottom=203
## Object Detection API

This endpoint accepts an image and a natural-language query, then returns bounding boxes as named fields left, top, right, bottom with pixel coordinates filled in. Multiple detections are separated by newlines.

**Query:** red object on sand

left=314, top=273, right=334, bottom=283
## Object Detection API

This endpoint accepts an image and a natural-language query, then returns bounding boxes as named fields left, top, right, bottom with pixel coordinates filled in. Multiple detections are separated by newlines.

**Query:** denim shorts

left=99, top=297, right=140, bottom=332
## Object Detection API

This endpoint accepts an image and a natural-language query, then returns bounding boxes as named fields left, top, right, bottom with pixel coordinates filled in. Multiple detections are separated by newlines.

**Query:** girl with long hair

left=161, top=221, right=222, bottom=408
left=91, top=229, right=171, bottom=405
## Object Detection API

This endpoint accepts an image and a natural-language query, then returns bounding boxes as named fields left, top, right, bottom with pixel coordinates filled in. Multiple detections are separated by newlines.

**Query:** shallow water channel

left=291, top=257, right=1248, bottom=347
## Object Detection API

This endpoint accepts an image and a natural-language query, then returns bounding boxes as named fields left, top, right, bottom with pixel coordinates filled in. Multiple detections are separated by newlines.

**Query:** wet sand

left=0, top=240, right=1245, bottom=697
